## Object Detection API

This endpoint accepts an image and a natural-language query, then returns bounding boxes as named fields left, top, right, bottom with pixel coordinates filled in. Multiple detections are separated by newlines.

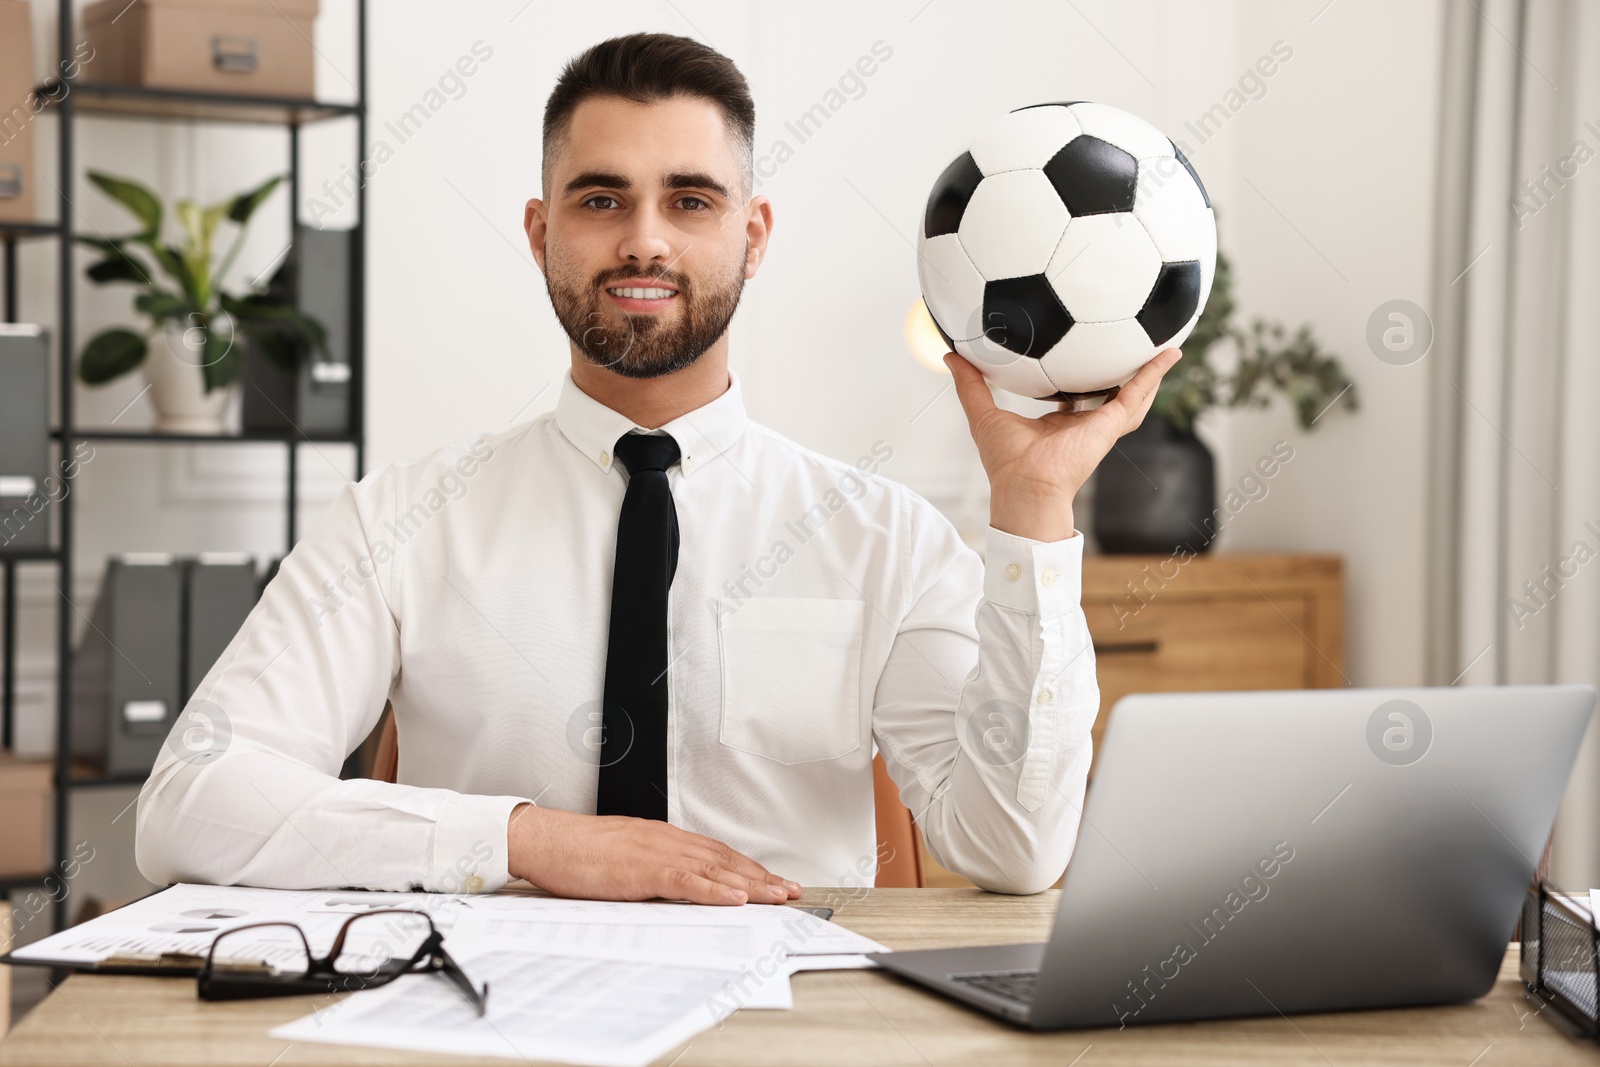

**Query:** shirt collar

left=552, top=366, right=749, bottom=477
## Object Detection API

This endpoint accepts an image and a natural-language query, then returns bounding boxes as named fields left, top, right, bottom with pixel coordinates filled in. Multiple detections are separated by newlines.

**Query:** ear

left=524, top=198, right=548, bottom=275
left=743, top=194, right=773, bottom=279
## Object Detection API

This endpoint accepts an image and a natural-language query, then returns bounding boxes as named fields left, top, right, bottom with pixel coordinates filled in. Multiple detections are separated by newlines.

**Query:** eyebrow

left=562, top=170, right=731, bottom=201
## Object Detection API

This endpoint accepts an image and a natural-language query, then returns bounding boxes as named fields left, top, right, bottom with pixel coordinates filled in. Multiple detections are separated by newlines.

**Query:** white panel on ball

left=1195, top=211, right=1218, bottom=300
left=917, top=233, right=988, bottom=341
left=1046, top=214, right=1162, bottom=323
left=964, top=350, right=1056, bottom=399
left=1038, top=318, right=1158, bottom=393
left=957, top=170, right=1070, bottom=281
left=1067, top=102, right=1175, bottom=160
left=1133, top=159, right=1213, bottom=262
left=967, top=106, right=1082, bottom=175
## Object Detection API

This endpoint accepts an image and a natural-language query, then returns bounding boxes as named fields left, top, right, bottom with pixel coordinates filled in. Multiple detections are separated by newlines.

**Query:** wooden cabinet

left=919, top=553, right=1344, bottom=889
left=1081, top=553, right=1345, bottom=771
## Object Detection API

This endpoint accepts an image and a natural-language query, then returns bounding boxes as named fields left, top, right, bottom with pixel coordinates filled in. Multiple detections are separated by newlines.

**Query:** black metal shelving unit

left=0, top=0, right=368, bottom=934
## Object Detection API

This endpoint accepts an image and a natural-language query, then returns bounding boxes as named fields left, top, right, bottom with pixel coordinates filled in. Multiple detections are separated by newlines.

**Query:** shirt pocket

left=717, top=597, right=866, bottom=765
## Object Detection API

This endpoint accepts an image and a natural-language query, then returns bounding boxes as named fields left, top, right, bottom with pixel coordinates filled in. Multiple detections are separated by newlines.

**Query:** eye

left=582, top=195, right=618, bottom=211
left=678, top=196, right=710, bottom=212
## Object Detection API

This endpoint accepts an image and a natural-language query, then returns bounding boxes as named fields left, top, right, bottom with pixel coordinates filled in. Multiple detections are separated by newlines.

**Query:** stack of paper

left=6, top=883, right=888, bottom=1066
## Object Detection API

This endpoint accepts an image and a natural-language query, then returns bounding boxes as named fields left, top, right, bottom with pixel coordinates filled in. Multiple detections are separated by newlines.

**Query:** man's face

left=527, top=95, right=769, bottom=379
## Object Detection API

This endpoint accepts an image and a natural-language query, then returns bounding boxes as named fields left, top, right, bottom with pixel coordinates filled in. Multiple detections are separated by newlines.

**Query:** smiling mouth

left=604, top=286, right=680, bottom=311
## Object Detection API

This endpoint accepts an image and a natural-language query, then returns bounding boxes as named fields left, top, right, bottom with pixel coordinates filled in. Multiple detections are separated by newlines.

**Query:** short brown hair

left=543, top=32, right=755, bottom=202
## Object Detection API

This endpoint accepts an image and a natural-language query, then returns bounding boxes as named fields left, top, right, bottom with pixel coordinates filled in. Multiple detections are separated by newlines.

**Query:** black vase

left=1092, top=416, right=1217, bottom=555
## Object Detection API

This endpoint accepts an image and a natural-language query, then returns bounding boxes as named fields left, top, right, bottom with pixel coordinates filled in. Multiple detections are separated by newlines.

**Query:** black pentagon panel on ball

left=924, top=152, right=985, bottom=239
left=1137, top=260, right=1202, bottom=346
left=982, top=275, right=1074, bottom=358
left=1043, top=136, right=1138, bottom=216
left=1171, top=141, right=1211, bottom=208
left=1014, top=101, right=1084, bottom=111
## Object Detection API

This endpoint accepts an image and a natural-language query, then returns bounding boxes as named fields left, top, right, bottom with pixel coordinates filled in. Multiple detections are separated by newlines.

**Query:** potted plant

left=1091, top=248, right=1358, bottom=554
left=75, top=171, right=328, bottom=433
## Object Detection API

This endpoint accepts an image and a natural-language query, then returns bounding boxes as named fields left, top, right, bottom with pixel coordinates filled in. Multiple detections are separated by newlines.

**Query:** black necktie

left=597, top=431, right=681, bottom=820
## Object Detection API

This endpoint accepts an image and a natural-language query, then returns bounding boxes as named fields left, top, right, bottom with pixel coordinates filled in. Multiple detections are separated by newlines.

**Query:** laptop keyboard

left=950, top=968, right=1039, bottom=1005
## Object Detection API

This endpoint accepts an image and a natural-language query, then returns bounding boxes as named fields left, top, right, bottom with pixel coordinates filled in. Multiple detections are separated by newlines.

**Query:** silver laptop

left=868, top=684, right=1595, bottom=1029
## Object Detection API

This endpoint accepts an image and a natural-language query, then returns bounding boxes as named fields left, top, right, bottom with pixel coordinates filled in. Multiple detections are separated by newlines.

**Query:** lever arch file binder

left=71, top=554, right=185, bottom=776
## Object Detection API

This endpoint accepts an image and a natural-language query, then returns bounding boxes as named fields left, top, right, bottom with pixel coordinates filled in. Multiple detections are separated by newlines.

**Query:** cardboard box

left=0, top=0, right=38, bottom=222
left=0, top=750, right=52, bottom=880
left=83, top=0, right=320, bottom=98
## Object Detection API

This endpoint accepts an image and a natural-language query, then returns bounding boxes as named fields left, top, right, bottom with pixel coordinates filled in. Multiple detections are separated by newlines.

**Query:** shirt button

left=1040, top=568, right=1058, bottom=586
left=600, top=451, right=610, bottom=467
left=1004, top=562, right=1022, bottom=582
left=1036, top=688, right=1053, bottom=704
left=683, top=456, right=695, bottom=473
left=464, top=875, right=484, bottom=893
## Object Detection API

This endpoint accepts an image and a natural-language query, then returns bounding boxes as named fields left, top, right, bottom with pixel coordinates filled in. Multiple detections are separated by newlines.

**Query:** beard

left=546, top=244, right=747, bottom=380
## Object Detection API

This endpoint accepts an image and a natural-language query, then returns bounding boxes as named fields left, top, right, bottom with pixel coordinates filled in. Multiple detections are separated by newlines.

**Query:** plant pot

left=1092, top=415, right=1218, bottom=555
left=141, top=326, right=237, bottom=433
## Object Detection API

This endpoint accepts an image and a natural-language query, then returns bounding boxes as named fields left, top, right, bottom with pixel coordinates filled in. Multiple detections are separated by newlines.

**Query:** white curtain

left=1426, top=0, right=1600, bottom=887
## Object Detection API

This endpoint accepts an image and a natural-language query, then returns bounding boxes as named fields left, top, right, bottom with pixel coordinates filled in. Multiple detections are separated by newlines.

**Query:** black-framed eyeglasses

left=197, top=908, right=488, bottom=1015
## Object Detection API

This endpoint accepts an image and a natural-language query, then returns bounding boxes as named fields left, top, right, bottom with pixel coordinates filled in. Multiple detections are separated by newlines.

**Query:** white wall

left=351, top=0, right=1442, bottom=691
left=6, top=0, right=1445, bottom=902
left=1213, top=0, right=1442, bottom=691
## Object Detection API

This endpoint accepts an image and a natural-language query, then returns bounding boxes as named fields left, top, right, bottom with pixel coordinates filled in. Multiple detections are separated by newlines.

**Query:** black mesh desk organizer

left=1522, top=882, right=1600, bottom=1037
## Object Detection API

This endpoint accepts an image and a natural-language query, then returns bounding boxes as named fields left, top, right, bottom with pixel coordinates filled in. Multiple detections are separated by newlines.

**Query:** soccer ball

left=918, top=101, right=1216, bottom=402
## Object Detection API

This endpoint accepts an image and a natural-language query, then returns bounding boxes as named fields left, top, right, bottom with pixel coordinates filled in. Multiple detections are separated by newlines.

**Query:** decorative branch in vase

left=74, top=170, right=328, bottom=433
left=1092, top=247, right=1360, bottom=555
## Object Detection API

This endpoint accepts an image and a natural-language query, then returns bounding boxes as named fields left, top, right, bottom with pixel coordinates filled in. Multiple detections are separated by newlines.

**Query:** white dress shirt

left=136, top=368, right=1100, bottom=895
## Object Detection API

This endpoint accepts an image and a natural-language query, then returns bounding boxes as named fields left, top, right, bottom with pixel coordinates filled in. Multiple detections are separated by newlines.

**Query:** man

left=136, top=32, right=1181, bottom=903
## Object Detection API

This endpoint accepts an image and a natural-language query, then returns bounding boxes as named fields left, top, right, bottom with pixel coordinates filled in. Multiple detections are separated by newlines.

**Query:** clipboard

left=790, top=905, right=834, bottom=921
left=0, top=883, right=205, bottom=976
left=0, top=948, right=209, bottom=976
left=1, top=889, right=840, bottom=977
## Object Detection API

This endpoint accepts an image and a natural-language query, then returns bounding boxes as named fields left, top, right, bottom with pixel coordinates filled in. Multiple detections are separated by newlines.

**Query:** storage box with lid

left=0, top=0, right=39, bottom=222
left=82, top=0, right=320, bottom=98
left=0, top=750, right=52, bottom=880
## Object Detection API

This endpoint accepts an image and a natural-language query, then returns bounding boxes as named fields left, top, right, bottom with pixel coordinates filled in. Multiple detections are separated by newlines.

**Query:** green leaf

left=151, top=244, right=204, bottom=307
left=77, top=328, right=147, bottom=384
left=174, top=200, right=218, bottom=307
left=228, top=295, right=331, bottom=365
left=175, top=200, right=203, bottom=263
left=86, top=171, right=162, bottom=240
left=246, top=328, right=301, bottom=378
left=221, top=292, right=295, bottom=320
left=77, top=235, right=156, bottom=287
left=227, top=175, right=284, bottom=224
left=201, top=200, right=229, bottom=248
left=74, top=234, right=127, bottom=257
left=86, top=257, right=149, bottom=284
left=199, top=331, right=242, bottom=393
left=134, top=290, right=192, bottom=325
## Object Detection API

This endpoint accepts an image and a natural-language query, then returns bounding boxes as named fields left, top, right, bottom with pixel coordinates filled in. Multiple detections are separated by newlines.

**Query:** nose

left=615, top=199, right=675, bottom=269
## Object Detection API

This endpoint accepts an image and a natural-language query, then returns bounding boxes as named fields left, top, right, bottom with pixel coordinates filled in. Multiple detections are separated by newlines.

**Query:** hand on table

left=506, top=804, right=802, bottom=905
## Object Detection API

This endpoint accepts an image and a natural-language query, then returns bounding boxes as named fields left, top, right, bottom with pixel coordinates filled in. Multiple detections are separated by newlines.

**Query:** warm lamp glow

left=905, top=298, right=953, bottom=374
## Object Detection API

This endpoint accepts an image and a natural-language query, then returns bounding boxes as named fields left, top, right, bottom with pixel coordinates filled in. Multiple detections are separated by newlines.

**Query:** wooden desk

left=1, top=888, right=1593, bottom=1066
